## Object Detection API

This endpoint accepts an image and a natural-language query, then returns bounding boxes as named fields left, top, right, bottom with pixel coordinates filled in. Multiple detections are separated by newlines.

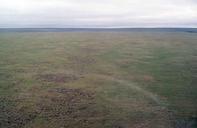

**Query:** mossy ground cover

left=0, top=32, right=196, bottom=128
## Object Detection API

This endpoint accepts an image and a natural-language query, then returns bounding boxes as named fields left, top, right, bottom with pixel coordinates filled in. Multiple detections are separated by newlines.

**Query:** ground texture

left=0, top=31, right=197, bottom=128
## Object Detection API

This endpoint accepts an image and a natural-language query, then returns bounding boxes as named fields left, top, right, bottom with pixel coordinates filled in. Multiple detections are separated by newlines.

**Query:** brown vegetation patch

left=0, top=97, right=38, bottom=128
left=67, top=55, right=97, bottom=74
left=142, top=75, right=155, bottom=82
left=52, top=88, right=93, bottom=97
left=127, top=75, right=155, bottom=82
left=36, top=88, right=107, bottom=127
left=38, top=73, right=81, bottom=83
left=70, top=56, right=96, bottom=65
left=80, top=46, right=100, bottom=53
left=39, top=88, right=95, bottom=112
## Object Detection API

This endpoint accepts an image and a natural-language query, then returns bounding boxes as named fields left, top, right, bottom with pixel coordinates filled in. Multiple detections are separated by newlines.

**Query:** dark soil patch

left=0, top=97, right=38, bottom=128
left=52, top=88, right=94, bottom=98
left=174, top=117, right=197, bottom=128
left=36, top=88, right=108, bottom=127
left=69, top=56, right=96, bottom=65
left=39, top=88, right=95, bottom=116
left=38, top=73, right=81, bottom=83
left=66, top=55, right=97, bottom=74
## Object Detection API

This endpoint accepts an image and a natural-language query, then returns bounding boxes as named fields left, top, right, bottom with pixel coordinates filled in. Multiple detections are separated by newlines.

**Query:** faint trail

left=95, top=74, right=164, bottom=106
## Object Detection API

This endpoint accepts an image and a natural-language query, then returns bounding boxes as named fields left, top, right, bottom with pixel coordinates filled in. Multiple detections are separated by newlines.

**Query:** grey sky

left=0, top=0, right=197, bottom=28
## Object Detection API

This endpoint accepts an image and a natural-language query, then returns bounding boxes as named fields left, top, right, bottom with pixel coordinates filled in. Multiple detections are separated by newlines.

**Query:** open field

left=0, top=30, right=197, bottom=128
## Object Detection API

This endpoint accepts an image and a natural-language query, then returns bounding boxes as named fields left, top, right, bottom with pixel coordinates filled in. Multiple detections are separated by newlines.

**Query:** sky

left=0, top=0, right=197, bottom=28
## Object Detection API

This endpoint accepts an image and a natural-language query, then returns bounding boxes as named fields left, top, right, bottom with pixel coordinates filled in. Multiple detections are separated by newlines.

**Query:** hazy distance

left=0, top=0, right=197, bottom=28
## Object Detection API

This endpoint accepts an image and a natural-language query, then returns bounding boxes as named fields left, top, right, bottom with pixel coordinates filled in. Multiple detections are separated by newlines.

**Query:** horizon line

left=0, top=27, right=197, bottom=29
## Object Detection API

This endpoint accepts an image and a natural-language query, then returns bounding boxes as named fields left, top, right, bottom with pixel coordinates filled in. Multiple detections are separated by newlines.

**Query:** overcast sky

left=0, top=0, right=197, bottom=28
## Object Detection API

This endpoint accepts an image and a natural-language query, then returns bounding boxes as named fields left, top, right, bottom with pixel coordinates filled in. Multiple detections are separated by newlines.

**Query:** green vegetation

left=0, top=32, right=196, bottom=128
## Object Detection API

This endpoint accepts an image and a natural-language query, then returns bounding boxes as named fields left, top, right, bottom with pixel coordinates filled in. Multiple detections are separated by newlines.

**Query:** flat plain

left=0, top=30, right=196, bottom=128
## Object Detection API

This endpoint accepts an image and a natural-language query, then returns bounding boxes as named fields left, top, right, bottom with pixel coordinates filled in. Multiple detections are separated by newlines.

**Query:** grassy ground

left=0, top=31, right=196, bottom=128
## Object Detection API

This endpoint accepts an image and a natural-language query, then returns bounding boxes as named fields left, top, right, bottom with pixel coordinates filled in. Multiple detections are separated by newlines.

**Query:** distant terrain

left=0, top=28, right=197, bottom=33
left=0, top=29, right=196, bottom=128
